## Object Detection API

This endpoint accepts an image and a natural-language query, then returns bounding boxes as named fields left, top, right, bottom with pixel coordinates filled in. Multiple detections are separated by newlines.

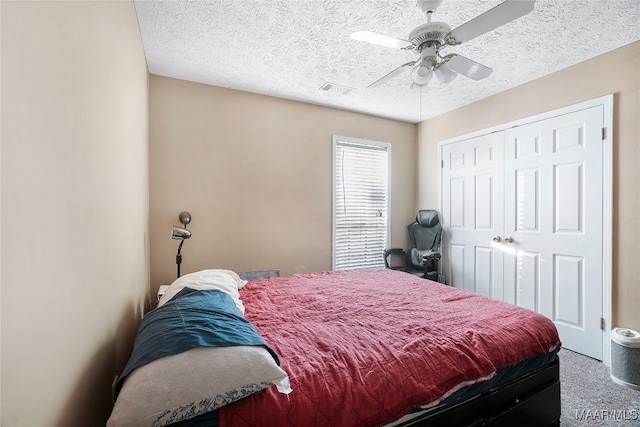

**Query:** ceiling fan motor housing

left=409, top=22, right=452, bottom=51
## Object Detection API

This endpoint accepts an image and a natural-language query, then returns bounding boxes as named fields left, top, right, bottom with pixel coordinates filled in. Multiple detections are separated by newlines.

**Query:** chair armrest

left=384, top=248, right=404, bottom=256
left=383, top=248, right=405, bottom=268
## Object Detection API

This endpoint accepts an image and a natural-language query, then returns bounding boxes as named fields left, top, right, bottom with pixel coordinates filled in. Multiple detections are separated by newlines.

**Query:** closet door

left=441, top=132, right=504, bottom=299
left=503, top=106, right=604, bottom=360
left=440, top=103, right=606, bottom=361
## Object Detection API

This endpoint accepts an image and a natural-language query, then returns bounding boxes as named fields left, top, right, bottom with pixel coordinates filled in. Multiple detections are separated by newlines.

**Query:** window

left=333, top=136, right=390, bottom=270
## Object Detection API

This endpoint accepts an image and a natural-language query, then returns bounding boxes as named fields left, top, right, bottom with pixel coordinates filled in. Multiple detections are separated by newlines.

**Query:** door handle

left=504, top=236, right=515, bottom=243
left=492, top=236, right=502, bottom=242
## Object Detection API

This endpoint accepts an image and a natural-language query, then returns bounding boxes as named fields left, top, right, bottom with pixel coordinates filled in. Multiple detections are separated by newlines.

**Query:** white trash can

left=610, top=327, right=640, bottom=390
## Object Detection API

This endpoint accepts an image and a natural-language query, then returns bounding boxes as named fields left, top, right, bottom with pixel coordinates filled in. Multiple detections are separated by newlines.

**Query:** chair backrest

left=407, top=210, right=442, bottom=268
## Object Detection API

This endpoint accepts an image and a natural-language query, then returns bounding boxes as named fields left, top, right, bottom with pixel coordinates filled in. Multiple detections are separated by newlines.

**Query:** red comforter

left=219, top=269, right=560, bottom=427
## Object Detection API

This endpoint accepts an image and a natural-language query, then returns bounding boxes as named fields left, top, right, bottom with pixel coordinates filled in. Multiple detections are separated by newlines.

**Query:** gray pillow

left=107, top=345, right=291, bottom=427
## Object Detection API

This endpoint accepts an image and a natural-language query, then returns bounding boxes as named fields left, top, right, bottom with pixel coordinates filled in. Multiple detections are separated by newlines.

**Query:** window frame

left=332, top=135, right=391, bottom=270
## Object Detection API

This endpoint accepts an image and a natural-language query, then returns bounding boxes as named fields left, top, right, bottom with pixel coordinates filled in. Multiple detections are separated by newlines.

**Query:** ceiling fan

left=352, top=0, right=536, bottom=90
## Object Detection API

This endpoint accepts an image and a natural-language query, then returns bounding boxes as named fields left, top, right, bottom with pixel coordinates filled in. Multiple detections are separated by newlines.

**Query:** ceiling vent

left=319, top=82, right=354, bottom=95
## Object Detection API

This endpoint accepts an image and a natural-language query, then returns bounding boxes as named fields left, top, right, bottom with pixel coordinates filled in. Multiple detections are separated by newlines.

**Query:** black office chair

left=384, top=210, right=442, bottom=281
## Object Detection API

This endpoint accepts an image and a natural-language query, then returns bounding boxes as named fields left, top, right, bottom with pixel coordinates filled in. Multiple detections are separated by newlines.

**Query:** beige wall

left=417, top=41, right=640, bottom=331
left=1, top=1, right=149, bottom=425
left=149, top=75, right=417, bottom=290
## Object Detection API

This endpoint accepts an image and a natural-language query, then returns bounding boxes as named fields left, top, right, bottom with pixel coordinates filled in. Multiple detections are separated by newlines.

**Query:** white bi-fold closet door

left=440, top=96, right=612, bottom=362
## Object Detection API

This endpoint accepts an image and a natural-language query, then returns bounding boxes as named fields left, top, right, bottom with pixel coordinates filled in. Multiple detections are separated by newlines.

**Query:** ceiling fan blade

left=442, top=55, right=493, bottom=80
left=448, top=0, right=536, bottom=44
left=351, top=30, right=411, bottom=49
left=368, top=61, right=416, bottom=88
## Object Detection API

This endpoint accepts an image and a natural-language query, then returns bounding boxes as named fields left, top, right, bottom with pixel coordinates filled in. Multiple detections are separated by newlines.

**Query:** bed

left=108, top=268, right=561, bottom=427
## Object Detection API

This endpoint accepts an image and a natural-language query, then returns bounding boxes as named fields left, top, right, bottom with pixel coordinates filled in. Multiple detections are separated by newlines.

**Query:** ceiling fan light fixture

left=433, top=65, right=458, bottom=86
left=411, top=62, right=433, bottom=85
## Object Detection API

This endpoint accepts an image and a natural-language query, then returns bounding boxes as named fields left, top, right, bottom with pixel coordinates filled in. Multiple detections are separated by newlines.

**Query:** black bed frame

left=401, top=356, right=561, bottom=426
left=175, top=357, right=560, bottom=427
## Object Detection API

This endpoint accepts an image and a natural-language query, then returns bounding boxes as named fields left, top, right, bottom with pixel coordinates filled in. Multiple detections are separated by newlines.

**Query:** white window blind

left=333, top=136, right=390, bottom=270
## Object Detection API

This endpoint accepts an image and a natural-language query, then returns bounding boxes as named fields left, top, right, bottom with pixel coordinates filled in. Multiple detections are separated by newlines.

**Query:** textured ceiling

left=135, top=0, right=639, bottom=123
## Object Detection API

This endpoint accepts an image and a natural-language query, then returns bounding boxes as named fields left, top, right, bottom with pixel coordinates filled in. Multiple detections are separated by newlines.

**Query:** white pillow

left=107, top=345, right=291, bottom=427
left=157, top=269, right=247, bottom=313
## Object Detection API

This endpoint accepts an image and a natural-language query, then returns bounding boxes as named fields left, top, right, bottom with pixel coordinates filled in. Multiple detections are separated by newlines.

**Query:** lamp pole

left=176, top=239, right=185, bottom=278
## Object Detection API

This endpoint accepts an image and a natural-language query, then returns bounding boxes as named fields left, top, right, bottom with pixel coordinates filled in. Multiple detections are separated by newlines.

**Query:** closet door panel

left=474, top=246, right=495, bottom=298
left=504, top=106, right=603, bottom=360
left=441, top=132, right=504, bottom=295
left=515, top=250, right=539, bottom=312
left=554, top=254, right=585, bottom=327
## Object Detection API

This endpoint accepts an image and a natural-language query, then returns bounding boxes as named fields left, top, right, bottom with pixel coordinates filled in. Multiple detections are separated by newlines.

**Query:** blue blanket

left=115, top=288, right=277, bottom=398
